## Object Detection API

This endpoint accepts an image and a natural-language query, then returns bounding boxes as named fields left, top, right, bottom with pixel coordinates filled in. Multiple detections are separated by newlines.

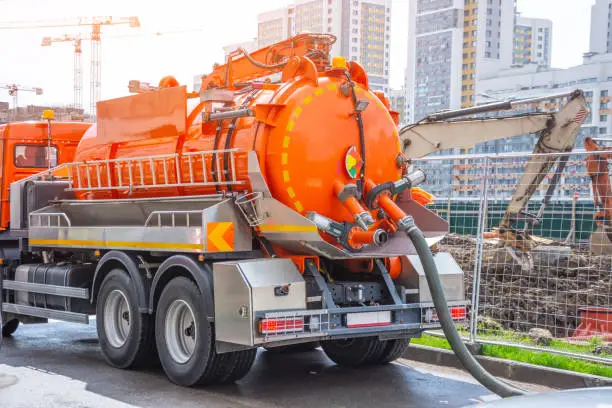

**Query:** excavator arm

left=400, top=90, right=588, bottom=251
left=585, top=137, right=612, bottom=254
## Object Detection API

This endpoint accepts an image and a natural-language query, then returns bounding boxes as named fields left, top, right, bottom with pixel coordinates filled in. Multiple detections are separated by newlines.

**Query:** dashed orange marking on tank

left=284, top=82, right=356, bottom=213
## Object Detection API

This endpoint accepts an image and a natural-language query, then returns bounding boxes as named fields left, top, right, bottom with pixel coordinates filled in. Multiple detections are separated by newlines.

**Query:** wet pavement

left=0, top=320, right=550, bottom=408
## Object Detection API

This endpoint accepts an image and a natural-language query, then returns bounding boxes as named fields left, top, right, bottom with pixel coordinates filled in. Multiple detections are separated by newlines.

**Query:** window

left=601, top=114, right=608, bottom=122
left=352, top=46, right=358, bottom=52
left=600, top=127, right=607, bottom=134
left=14, top=144, right=58, bottom=168
left=602, top=90, right=609, bottom=97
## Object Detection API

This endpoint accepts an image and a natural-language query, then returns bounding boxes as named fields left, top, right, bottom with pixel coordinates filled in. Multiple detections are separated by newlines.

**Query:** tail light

left=424, top=306, right=468, bottom=323
left=259, top=317, right=304, bottom=335
left=450, top=306, right=467, bottom=320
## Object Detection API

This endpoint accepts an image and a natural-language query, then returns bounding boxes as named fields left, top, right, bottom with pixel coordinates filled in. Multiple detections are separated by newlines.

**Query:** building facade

left=590, top=0, right=612, bottom=55
left=406, top=0, right=516, bottom=123
left=256, top=0, right=391, bottom=93
left=419, top=54, right=610, bottom=200
left=513, top=15, right=552, bottom=68
left=388, top=88, right=408, bottom=126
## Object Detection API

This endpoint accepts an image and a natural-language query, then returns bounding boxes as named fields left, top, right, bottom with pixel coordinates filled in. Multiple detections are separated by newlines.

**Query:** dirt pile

left=438, top=234, right=612, bottom=337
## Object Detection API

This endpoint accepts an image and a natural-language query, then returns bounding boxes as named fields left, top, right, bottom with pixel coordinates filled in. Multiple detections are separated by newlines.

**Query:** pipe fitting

left=354, top=211, right=375, bottom=231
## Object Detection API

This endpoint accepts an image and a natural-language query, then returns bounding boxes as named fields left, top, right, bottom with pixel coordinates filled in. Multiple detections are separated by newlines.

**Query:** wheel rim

left=165, top=299, right=197, bottom=364
left=103, top=289, right=131, bottom=348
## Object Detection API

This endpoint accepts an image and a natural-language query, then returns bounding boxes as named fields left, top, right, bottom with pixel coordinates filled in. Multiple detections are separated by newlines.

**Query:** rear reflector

left=428, top=306, right=467, bottom=322
left=259, top=317, right=304, bottom=334
left=346, top=311, right=391, bottom=328
left=450, top=306, right=467, bottom=320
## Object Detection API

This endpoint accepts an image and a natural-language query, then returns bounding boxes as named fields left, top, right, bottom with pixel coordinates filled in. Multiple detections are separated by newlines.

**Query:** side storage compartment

left=213, top=258, right=306, bottom=347
left=15, top=263, right=95, bottom=314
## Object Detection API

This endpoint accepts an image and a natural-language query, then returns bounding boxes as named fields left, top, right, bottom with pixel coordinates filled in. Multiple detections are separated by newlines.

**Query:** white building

left=590, top=0, right=612, bottom=54
left=256, top=0, right=392, bottom=94
left=477, top=53, right=612, bottom=146
left=222, top=39, right=258, bottom=57
left=388, top=88, right=408, bottom=126
left=405, top=0, right=515, bottom=123
left=513, top=15, right=552, bottom=68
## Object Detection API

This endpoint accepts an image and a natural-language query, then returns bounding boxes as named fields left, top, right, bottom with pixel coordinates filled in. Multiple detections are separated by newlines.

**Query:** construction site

left=0, top=2, right=611, bottom=407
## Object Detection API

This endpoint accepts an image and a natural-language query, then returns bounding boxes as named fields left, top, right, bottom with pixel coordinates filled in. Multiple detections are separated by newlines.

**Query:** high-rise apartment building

left=513, top=15, right=552, bottom=68
left=389, top=88, right=408, bottom=125
left=590, top=0, right=612, bottom=54
left=256, top=0, right=391, bottom=93
left=405, top=0, right=515, bottom=122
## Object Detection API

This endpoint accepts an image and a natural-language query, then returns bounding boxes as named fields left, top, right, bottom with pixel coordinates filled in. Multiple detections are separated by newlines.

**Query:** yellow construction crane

left=0, top=84, right=43, bottom=121
left=1, top=16, right=140, bottom=115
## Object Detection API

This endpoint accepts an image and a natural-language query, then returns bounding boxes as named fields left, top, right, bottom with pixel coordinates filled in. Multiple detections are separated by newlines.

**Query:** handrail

left=144, top=210, right=203, bottom=228
left=29, top=212, right=72, bottom=227
left=66, top=148, right=245, bottom=192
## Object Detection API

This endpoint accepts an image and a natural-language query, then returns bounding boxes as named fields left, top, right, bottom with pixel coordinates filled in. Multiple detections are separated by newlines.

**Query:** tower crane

left=0, top=16, right=140, bottom=115
left=41, top=34, right=83, bottom=110
left=0, top=84, right=43, bottom=121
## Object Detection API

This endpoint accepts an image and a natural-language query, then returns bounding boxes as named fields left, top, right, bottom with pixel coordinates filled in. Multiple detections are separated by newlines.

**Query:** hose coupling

left=397, top=215, right=417, bottom=234
left=354, top=211, right=375, bottom=231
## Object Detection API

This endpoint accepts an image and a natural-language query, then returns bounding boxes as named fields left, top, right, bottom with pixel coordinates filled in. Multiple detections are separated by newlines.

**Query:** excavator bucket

left=585, top=137, right=612, bottom=255
left=590, top=224, right=612, bottom=255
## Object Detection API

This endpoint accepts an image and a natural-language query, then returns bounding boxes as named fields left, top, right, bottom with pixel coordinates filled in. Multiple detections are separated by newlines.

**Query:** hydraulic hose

left=403, top=216, right=526, bottom=398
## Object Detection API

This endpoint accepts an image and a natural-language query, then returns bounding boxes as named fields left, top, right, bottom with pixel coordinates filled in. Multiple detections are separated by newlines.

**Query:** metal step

left=2, top=280, right=89, bottom=299
left=2, top=303, right=89, bottom=324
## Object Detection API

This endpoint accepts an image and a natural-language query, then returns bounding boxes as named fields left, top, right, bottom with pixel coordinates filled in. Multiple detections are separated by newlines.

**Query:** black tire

left=264, top=342, right=319, bottom=353
left=219, top=348, right=257, bottom=383
left=2, top=318, right=19, bottom=337
left=321, top=337, right=382, bottom=367
left=156, top=276, right=256, bottom=386
left=376, top=338, right=410, bottom=364
left=96, top=268, right=155, bottom=369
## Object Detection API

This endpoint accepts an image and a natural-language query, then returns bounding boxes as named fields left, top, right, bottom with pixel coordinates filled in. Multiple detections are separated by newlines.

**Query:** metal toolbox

left=213, top=258, right=306, bottom=346
left=398, top=252, right=465, bottom=303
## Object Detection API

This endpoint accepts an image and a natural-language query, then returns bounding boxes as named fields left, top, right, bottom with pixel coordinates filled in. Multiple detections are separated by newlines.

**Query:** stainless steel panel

left=2, top=303, right=89, bottom=324
left=397, top=252, right=465, bottom=303
left=2, top=280, right=89, bottom=299
left=213, top=258, right=306, bottom=346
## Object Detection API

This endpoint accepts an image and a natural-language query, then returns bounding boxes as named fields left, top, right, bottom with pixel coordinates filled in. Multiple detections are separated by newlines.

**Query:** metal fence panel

left=415, top=151, right=612, bottom=362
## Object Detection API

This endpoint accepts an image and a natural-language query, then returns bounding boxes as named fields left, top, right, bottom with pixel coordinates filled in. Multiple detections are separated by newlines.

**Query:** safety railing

left=414, top=150, right=612, bottom=364
left=144, top=210, right=204, bottom=228
left=29, top=212, right=72, bottom=228
left=66, top=148, right=245, bottom=192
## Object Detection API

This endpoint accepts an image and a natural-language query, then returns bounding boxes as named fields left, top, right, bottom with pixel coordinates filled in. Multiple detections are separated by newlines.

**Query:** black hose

left=238, top=47, right=288, bottom=70
left=403, top=217, right=526, bottom=398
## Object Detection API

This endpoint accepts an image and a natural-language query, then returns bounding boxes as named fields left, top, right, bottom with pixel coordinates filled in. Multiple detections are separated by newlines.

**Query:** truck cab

left=0, top=121, right=91, bottom=230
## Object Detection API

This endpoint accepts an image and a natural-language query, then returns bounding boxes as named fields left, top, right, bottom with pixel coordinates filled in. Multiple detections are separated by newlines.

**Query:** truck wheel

left=2, top=318, right=19, bottom=337
left=219, top=348, right=257, bottom=383
left=321, top=337, right=382, bottom=367
left=156, top=276, right=250, bottom=386
left=96, top=269, right=154, bottom=369
left=374, top=338, right=410, bottom=364
left=264, top=342, right=319, bottom=353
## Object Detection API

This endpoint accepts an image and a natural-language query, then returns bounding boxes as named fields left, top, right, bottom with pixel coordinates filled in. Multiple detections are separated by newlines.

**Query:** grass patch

left=411, top=334, right=612, bottom=378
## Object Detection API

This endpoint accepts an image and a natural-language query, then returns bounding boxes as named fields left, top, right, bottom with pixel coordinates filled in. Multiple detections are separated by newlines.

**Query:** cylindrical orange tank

left=74, top=71, right=402, bottom=227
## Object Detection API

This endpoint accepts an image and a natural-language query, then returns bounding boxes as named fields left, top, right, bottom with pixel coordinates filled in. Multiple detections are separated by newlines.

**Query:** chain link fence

left=414, top=151, right=612, bottom=363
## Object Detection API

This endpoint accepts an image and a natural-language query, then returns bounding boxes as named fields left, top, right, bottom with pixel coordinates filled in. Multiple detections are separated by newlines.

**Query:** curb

left=402, top=344, right=612, bottom=389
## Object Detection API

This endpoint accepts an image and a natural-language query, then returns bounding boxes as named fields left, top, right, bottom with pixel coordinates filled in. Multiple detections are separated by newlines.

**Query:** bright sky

left=0, top=0, right=595, bottom=111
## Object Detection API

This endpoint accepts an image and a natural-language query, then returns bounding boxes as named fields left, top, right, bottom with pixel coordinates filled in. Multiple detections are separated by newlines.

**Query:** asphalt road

left=0, top=321, right=549, bottom=408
